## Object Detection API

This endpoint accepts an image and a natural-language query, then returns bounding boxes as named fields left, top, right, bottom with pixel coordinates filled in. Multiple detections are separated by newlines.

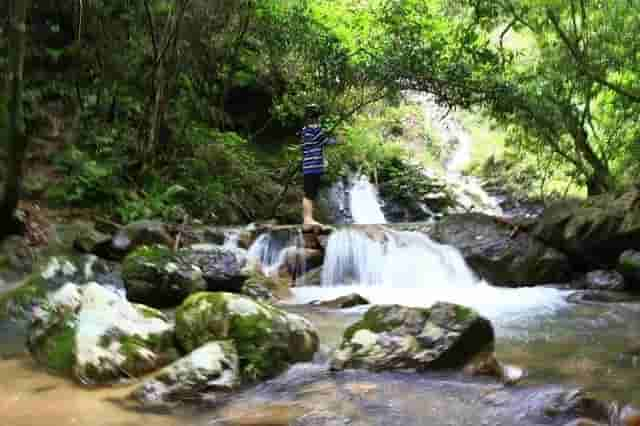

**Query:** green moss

left=176, top=292, right=303, bottom=382
left=343, top=305, right=419, bottom=341
left=134, top=304, right=167, bottom=320
left=453, top=305, right=475, bottom=322
left=37, top=321, right=76, bottom=373
left=122, top=245, right=173, bottom=275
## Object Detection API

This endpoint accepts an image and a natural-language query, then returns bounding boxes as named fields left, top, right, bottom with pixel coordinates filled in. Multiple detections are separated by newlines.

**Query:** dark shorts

left=304, top=173, right=322, bottom=200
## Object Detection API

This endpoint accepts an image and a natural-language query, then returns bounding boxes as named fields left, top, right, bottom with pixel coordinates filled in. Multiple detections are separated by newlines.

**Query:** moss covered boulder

left=1, top=255, right=117, bottom=322
left=175, top=292, right=318, bottom=381
left=123, top=244, right=250, bottom=308
left=330, top=302, right=494, bottom=372
left=534, top=190, right=640, bottom=267
left=122, top=245, right=207, bottom=308
left=131, top=341, right=240, bottom=408
left=432, top=214, right=571, bottom=286
left=28, top=282, right=177, bottom=384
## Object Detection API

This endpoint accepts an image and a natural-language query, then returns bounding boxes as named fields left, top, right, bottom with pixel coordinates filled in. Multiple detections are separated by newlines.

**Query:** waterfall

left=321, top=228, right=475, bottom=288
left=349, top=175, right=387, bottom=224
left=295, top=227, right=567, bottom=321
left=247, top=230, right=306, bottom=278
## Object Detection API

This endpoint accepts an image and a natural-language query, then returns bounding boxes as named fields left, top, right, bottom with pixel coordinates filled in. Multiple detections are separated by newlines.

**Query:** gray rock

left=330, top=302, right=494, bottom=372
left=581, top=270, right=625, bottom=291
left=534, top=190, right=640, bottom=267
left=108, top=220, right=174, bottom=260
left=181, top=245, right=249, bottom=292
left=313, top=293, right=369, bottom=309
left=122, top=245, right=207, bottom=308
left=432, top=213, right=571, bottom=286
left=131, top=341, right=240, bottom=407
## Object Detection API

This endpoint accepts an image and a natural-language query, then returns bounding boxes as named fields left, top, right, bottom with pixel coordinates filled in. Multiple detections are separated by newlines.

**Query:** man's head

left=304, top=104, right=322, bottom=124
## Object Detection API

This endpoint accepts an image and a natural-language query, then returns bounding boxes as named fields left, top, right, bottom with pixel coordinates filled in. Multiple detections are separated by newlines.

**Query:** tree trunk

left=572, top=127, right=612, bottom=196
left=0, top=0, right=29, bottom=239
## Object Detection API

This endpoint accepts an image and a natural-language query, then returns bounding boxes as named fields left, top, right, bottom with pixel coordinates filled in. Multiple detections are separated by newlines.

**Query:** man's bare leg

left=303, top=197, right=322, bottom=226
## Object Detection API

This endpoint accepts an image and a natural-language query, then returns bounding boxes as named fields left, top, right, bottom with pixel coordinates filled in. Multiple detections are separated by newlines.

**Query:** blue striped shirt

left=301, top=125, right=336, bottom=175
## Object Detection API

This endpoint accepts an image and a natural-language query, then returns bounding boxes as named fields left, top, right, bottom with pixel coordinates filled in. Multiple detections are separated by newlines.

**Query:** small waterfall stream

left=293, top=228, right=567, bottom=321
left=349, top=175, right=387, bottom=224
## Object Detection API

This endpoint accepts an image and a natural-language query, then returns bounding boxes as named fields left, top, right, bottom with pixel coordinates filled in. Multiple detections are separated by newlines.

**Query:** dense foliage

left=1, top=0, right=639, bottom=231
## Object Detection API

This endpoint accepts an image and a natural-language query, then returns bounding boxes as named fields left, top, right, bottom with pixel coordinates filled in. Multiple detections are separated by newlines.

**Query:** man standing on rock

left=301, top=104, right=338, bottom=226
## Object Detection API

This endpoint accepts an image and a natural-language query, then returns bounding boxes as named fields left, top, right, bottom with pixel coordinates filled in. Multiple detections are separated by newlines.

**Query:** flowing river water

left=1, top=98, right=639, bottom=425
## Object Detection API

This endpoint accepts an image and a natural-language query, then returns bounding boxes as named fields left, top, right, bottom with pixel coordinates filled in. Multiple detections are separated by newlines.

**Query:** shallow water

left=1, top=287, right=639, bottom=425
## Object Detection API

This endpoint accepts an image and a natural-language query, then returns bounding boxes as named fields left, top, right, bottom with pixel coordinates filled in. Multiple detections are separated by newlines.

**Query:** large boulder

left=431, top=214, right=571, bottom=286
left=122, top=245, right=207, bottom=308
left=181, top=244, right=249, bottom=291
left=618, top=250, right=640, bottom=290
left=122, top=245, right=249, bottom=308
left=175, top=292, right=318, bottom=381
left=28, top=282, right=178, bottom=384
left=96, top=220, right=174, bottom=260
left=533, top=190, right=640, bottom=267
left=1, top=255, right=119, bottom=322
left=578, top=270, right=625, bottom=291
left=330, top=302, right=494, bottom=372
left=131, top=341, right=240, bottom=408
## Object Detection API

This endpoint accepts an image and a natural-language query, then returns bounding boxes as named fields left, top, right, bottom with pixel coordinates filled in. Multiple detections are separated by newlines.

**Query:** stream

left=0, top=98, right=638, bottom=425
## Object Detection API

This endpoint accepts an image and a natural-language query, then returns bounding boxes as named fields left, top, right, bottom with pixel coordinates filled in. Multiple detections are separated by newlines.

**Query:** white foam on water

left=298, top=228, right=568, bottom=322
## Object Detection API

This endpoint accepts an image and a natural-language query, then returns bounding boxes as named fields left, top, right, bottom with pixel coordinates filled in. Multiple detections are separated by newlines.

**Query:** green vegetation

left=1, top=0, right=639, bottom=233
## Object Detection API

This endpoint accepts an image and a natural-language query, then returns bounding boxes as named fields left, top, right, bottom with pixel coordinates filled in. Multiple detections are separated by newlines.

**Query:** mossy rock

left=122, top=245, right=207, bottom=308
left=242, top=271, right=292, bottom=301
left=331, top=302, right=494, bottom=372
left=131, top=340, right=240, bottom=407
left=27, top=283, right=178, bottom=384
left=1, top=255, right=117, bottom=322
left=175, top=292, right=318, bottom=382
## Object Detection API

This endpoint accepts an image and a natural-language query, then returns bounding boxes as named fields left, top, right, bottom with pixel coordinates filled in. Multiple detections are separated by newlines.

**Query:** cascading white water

left=349, top=175, right=387, bottom=224
left=247, top=230, right=306, bottom=278
left=296, top=228, right=568, bottom=321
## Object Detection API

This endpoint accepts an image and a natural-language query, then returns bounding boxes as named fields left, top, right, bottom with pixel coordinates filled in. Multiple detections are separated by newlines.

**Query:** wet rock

left=543, top=389, right=612, bottom=424
left=579, top=270, right=626, bottom=291
left=618, top=250, right=640, bottom=289
left=533, top=190, right=640, bottom=267
left=175, top=292, right=318, bottom=381
left=567, top=291, right=640, bottom=304
left=131, top=341, right=240, bottom=408
left=0, top=255, right=117, bottom=321
left=241, top=272, right=291, bottom=301
left=330, top=302, right=494, bottom=372
left=107, top=220, right=174, bottom=260
left=464, top=352, right=525, bottom=385
left=181, top=245, right=249, bottom=292
left=432, top=213, right=571, bottom=286
left=28, top=282, right=178, bottom=384
left=122, top=245, right=207, bottom=308
left=312, top=293, right=369, bottom=309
